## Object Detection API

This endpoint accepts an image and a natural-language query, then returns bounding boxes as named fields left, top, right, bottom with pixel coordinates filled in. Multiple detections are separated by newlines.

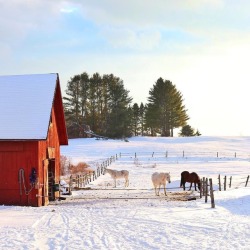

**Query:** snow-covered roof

left=0, top=73, right=59, bottom=140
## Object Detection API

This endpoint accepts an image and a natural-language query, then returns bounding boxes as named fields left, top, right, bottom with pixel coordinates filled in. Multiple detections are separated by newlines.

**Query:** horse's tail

left=180, top=174, right=184, bottom=187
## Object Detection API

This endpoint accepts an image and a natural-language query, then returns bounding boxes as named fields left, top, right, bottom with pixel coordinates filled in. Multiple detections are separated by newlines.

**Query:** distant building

left=0, top=73, right=68, bottom=206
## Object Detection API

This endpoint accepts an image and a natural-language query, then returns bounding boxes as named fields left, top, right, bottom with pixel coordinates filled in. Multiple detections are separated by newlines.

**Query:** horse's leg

left=164, top=184, right=167, bottom=196
left=194, top=183, right=197, bottom=191
left=154, top=185, right=158, bottom=196
left=126, top=177, right=129, bottom=187
left=114, top=178, right=116, bottom=188
left=189, top=182, right=192, bottom=191
left=183, top=182, right=186, bottom=191
left=125, top=178, right=128, bottom=187
left=158, top=185, right=161, bottom=196
left=156, top=187, right=159, bottom=196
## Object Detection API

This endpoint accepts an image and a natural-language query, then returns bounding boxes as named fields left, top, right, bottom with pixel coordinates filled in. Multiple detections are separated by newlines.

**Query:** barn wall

left=38, top=107, right=61, bottom=206
left=0, top=141, right=39, bottom=206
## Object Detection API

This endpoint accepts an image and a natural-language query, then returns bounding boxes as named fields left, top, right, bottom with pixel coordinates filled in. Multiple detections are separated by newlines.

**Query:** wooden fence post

left=229, top=176, right=232, bottom=188
left=79, top=175, right=82, bottom=187
left=218, top=174, right=221, bottom=191
left=202, top=177, right=206, bottom=196
left=224, top=176, right=227, bottom=191
left=82, top=175, right=84, bottom=187
left=209, top=178, right=215, bottom=208
left=166, top=151, right=168, bottom=158
left=69, top=175, right=72, bottom=191
left=200, top=179, right=203, bottom=198
left=77, top=175, right=80, bottom=188
left=245, top=175, right=249, bottom=187
left=205, top=178, right=208, bottom=203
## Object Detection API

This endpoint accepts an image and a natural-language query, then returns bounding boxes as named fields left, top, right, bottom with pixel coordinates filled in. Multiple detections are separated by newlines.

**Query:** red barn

left=0, top=73, right=68, bottom=206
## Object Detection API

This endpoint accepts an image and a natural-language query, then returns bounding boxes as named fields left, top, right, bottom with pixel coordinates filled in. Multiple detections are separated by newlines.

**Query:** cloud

left=60, top=7, right=77, bottom=13
left=101, top=27, right=161, bottom=50
left=73, top=1, right=250, bottom=40
left=0, top=1, right=60, bottom=47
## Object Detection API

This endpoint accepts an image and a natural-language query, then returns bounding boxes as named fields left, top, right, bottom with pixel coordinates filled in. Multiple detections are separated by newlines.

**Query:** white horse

left=105, top=168, right=129, bottom=187
left=151, top=172, right=171, bottom=196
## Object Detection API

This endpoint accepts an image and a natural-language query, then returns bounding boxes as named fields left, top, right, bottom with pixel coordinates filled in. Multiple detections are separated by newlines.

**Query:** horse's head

left=166, top=172, right=171, bottom=183
left=197, top=179, right=201, bottom=191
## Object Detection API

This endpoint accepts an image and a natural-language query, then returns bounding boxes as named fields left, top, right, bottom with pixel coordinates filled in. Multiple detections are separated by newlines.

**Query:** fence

left=218, top=174, right=250, bottom=190
left=120, top=151, right=250, bottom=160
left=69, top=155, right=118, bottom=189
left=200, top=174, right=250, bottom=208
left=200, top=177, right=215, bottom=208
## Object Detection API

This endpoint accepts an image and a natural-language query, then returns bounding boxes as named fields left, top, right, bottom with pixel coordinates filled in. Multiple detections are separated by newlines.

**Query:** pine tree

left=88, top=73, right=102, bottom=133
left=139, top=103, right=146, bottom=136
left=195, top=129, right=201, bottom=136
left=131, top=103, right=140, bottom=136
left=106, top=76, right=132, bottom=138
left=63, top=74, right=83, bottom=137
left=145, top=78, right=189, bottom=137
left=63, top=72, right=132, bottom=138
left=179, top=125, right=195, bottom=137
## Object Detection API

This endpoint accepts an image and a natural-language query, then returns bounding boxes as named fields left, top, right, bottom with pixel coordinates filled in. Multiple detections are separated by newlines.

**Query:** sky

left=1, top=0, right=250, bottom=136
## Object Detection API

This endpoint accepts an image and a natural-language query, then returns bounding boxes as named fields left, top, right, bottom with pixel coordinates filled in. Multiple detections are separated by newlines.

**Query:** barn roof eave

left=0, top=139, right=47, bottom=142
left=49, top=74, right=68, bottom=146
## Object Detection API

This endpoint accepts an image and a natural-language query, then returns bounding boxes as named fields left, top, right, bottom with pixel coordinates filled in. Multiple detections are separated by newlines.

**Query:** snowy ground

left=1, top=136, right=250, bottom=250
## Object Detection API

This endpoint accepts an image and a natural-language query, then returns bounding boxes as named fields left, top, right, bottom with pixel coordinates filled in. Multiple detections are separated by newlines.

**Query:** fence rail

left=69, top=155, right=118, bottom=189
left=120, top=151, right=250, bottom=159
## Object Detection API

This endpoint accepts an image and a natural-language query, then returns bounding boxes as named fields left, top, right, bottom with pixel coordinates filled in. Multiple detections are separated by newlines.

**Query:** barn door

left=48, top=160, right=55, bottom=201
left=43, top=159, right=49, bottom=206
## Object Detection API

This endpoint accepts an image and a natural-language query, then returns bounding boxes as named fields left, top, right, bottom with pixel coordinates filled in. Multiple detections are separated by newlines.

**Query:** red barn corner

left=0, top=73, right=68, bottom=206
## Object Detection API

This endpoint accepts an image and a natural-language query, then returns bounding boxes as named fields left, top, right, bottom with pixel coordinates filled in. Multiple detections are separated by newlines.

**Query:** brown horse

left=180, top=171, right=201, bottom=191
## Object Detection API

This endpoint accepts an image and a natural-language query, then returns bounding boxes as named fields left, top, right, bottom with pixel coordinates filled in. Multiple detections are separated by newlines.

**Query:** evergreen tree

left=179, top=125, right=195, bottom=137
left=63, top=74, right=83, bottom=137
left=88, top=73, right=102, bottom=133
left=106, top=76, right=133, bottom=138
left=63, top=72, right=132, bottom=138
left=131, top=103, right=140, bottom=136
left=144, top=103, right=160, bottom=136
left=195, top=129, right=201, bottom=136
left=139, top=103, right=146, bottom=136
left=145, top=78, right=189, bottom=137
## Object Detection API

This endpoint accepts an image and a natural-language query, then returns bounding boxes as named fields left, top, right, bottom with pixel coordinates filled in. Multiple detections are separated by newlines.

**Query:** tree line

left=63, top=72, right=200, bottom=138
